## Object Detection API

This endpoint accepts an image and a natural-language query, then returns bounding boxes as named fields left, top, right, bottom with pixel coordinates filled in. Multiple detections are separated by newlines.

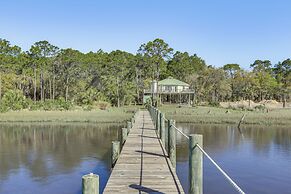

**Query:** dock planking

left=103, top=110, right=184, bottom=194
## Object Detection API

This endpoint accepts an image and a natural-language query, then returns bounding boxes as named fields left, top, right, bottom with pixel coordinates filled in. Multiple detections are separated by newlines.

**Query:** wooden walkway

left=104, top=110, right=184, bottom=194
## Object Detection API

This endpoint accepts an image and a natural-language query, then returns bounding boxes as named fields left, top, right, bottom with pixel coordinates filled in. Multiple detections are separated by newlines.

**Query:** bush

left=254, top=104, right=266, bottom=111
left=96, top=101, right=110, bottom=110
left=0, top=90, right=28, bottom=112
left=55, top=97, right=73, bottom=110
left=145, top=98, right=152, bottom=107
left=82, top=105, right=93, bottom=111
left=77, top=88, right=107, bottom=106
left=209, top=101, right=220, bottom=107
left=27, top=98, right=73, bottom=111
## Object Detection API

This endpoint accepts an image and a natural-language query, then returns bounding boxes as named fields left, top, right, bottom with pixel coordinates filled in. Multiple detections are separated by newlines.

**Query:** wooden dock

left=103, top=110, right=185, bottom=194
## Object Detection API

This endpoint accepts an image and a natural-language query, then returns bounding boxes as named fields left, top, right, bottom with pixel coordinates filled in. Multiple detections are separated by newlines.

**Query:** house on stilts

left=143, top=76, right=195, bottom=105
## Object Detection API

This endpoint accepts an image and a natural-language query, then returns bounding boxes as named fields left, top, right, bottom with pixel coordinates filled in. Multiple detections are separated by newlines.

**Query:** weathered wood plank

left=103, top=110, right=184, bottom=194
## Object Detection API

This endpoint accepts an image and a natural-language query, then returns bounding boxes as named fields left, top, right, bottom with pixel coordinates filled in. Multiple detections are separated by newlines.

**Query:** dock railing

left=148, top=105, right=246, bottom=194
left=82, top=110, right=139, bottom=194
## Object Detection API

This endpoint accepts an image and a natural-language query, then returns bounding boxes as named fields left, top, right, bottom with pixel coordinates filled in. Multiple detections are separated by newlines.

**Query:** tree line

left=0, top=38, right=290, bottom=110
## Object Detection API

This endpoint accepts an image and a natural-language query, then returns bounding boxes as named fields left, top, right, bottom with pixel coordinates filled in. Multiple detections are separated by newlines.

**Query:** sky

left=0, top=0, right=290, bottom=68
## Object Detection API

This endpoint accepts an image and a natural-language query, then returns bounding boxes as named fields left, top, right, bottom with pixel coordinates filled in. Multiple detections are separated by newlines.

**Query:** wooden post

left=82, top=173, right=99, bottom=194
left=153, top=108, right=156, bottom=126
left=166, top=119, right=170, bottom=153
left=189, top=134, right=203, bottom=194
left=127, top=121, right=131, bottom=134
left=160, top=113, right=165, bottom=147
left=155, top=108, right=158, bottom=126
left=156, top=110, right=160, bottom=136
left=111, top=141, right=120, bottom=167
left=168, top=119, right=176, bottom=169
left=121, top=128, right=127, bottom=145
left=188, top=93, right=191, bottom=106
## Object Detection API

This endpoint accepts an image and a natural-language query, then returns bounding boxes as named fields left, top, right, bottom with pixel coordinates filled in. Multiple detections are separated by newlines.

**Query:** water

left=0, top=123, right=291, bottom=194
left=0, top=123, right=122, bottom=194
left=175, top=124, right=291, bottom=194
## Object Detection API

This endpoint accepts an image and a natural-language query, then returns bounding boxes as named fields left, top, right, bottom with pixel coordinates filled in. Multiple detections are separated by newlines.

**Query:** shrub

left=55, top=97, right=73, bottom=110
left=27, top=98, right=73, bottom=111
left=209, top=101, right=220, bottom=107
left=96, top=101, right=111, bottom=110
left=77, top=88, right=107, bottom=106
left=145, top=98, right=152, bottom=107
left=0, top=90, right=28, bottom=112
left=254, top=104, right=266, bottom=111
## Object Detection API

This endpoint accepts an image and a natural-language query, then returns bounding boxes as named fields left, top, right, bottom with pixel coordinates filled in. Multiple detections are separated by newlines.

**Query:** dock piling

left=82, top=173, right=99, bottom=194
left=160, top=113, right=165, bottom=147
left=127, top=121, right=132, bottom=134
left=189, top=134, right=203, bottom=194
left=121, top=128, right=127, bottom=145
left=168, top=119, right=176, bottom=169
left=111, top=141, right=120, bottom=167
left=156, top=110, right=160, bottom=137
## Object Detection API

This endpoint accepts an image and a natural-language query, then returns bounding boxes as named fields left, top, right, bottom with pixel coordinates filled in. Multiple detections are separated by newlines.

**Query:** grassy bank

left=0, top=106, right=139, bottom=123
left=0, top=105, right=290, bottom=126
left=159, top=105, right=291, bottom=126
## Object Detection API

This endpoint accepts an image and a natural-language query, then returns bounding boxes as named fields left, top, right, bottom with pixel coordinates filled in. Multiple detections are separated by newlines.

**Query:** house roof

left=158, top=77, right=190, bottom=86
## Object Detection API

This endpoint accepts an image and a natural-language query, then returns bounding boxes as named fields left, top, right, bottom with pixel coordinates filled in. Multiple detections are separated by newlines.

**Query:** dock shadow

left=129, top=184, right=165, bottom=194
left=139, top=135, right=158, bottom=139
left=135, top=150, right=165, bottom=157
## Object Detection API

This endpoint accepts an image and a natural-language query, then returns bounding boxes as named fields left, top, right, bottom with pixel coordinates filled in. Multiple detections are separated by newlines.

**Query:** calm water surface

left=0, top=123, right=290, bottom=194
left=0, top=123, right=121, bottom=194
left=176, top=124, right=291, bottom=194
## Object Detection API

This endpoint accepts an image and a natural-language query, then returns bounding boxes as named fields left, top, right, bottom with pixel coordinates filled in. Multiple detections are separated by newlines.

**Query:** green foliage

left=208, top=101, right=220, bottom=107
left=0, top=37, right=290, bottom=112
left=168, top=51, right=206, bottom=80
left=96, top=101, right=111, bottom=110
left=254, top=104, right=266, bottom=111
left=0, top=90, right=28, bottom=112
left=27, top=98, right=72, bottom=111
left=77, top=88, right=107, bottom=105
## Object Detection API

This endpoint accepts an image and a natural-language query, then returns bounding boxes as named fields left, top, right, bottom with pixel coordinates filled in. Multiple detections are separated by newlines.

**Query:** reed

left=159, top=105, right=291, bottom=126
left=0, top=106, right=138, bottom=123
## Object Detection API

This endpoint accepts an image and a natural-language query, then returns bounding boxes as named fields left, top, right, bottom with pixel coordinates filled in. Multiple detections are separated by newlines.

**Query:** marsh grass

left=0, top=106, right=139, bottom=123
left=1, top=105, right=290, bottom=126
left=159, top=105, right=291, bottom=126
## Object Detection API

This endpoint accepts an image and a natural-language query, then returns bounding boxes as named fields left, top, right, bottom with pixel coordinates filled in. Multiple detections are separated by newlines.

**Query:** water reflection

left=0, top=123, right=122, bottom=194
left=176, top=124, right=291, bottom=194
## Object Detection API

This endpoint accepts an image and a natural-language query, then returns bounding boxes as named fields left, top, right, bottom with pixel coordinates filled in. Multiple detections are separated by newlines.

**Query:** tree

left=168, top=51, right=206, bottom=81
left=250, top=60, right=272, bottom=73
left=223, top=64, right=241, bottom=101
left=250, top=60, right=277, bottom=101
left=138, top=38, right=173, bottom=106
left=232, top=70, right=257, bottom=104
left=28, top=40, right=59, bottom=101
left=101, top=50, right=136, bottom=107
left=0, top=39, right=21, bottom=101
left=274, top=59, right=291, bottom=107
left=56, top=49, right=82, bottom=101
left=0, top=37, right=290, bottom=109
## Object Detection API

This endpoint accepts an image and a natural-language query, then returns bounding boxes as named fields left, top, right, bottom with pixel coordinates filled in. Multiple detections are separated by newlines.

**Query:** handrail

left=195, top=144, right=245, bottom=194
left=148, top=106, right=246, bottom=194
left=172, top=125, right=189, bottom=140
left=173, top=124, right=245, bottom=193
left=174, top=126, right=245, bottom=194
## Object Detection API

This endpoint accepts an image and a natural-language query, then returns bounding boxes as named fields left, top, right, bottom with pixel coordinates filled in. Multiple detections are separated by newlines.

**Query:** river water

left=176, top=124, right=291, bottom=194
left=0, top=123, right=290, bottom=194
left=0, top=123, right=121, bottom=194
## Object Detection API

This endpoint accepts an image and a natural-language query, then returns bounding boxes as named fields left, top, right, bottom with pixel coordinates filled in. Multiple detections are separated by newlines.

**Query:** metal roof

left=158, top=77, right=190, bottom=86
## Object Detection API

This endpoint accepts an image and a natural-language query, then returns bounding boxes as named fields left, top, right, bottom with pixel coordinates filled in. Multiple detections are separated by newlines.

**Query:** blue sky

left=1, top=0, right=290, bottom=68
